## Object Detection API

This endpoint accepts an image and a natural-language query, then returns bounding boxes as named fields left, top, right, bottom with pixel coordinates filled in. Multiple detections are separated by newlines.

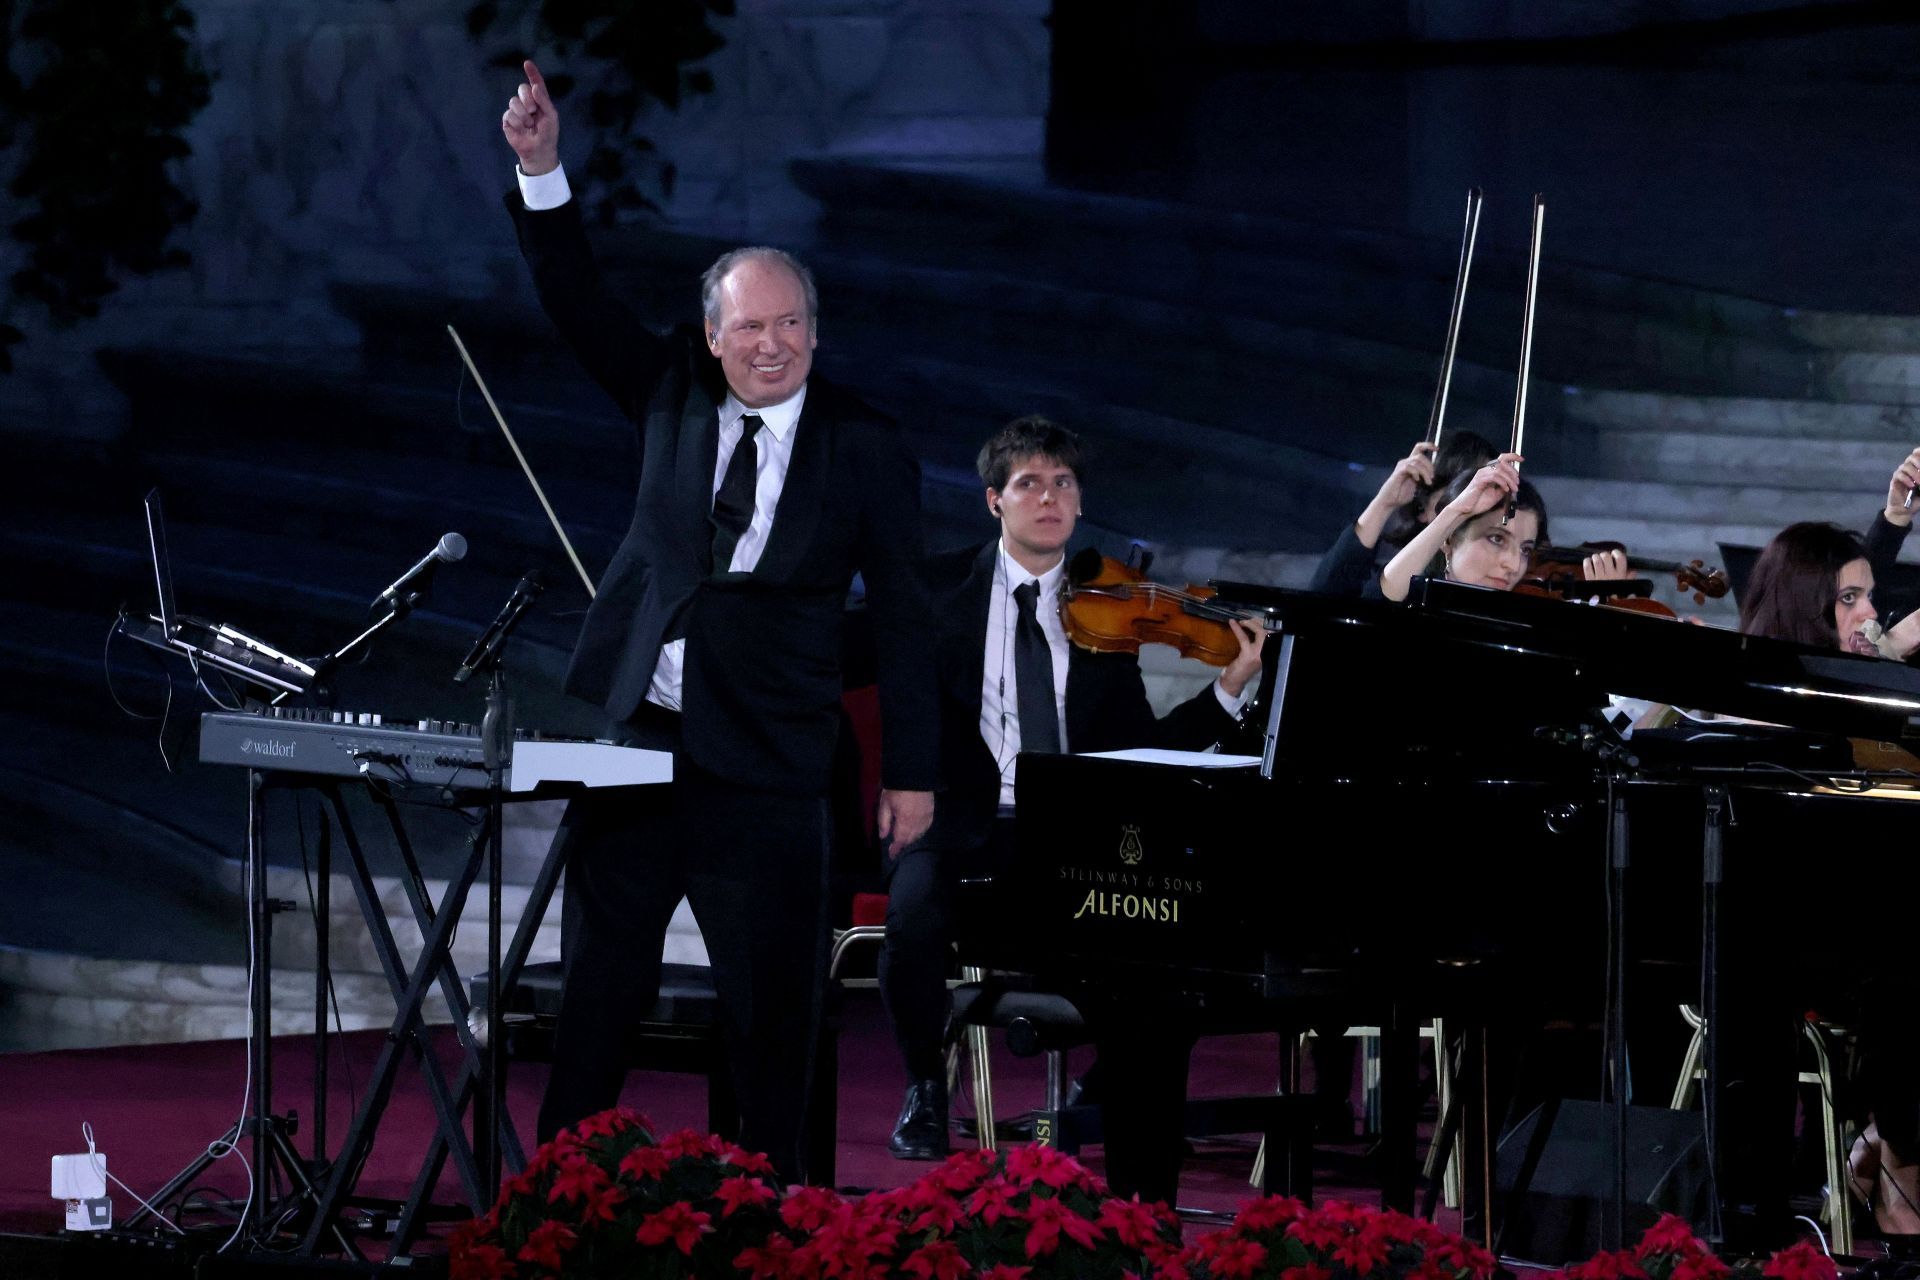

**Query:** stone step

left=793, top=160, right=1920, bottom=404
left=1560, top=387, right=1920, bottom=442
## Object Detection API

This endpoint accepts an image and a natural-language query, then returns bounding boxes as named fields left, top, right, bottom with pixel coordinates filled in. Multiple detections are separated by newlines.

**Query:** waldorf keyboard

left=198, top=708, right=673, bottom=794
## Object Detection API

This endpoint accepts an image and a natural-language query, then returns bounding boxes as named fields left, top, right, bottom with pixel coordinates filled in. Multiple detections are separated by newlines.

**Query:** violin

left=1517, top=541, right=1730, bottom=619
left=1059, top=550, right=1271, bottom=667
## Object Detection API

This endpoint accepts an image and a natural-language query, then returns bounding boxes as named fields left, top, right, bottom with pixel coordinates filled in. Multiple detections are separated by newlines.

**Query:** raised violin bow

left=1505, top=193, right=1546, bottom=526
left=1424, top=188, right=1483, bottom=450
left=447, top=324, right=599, bottom=599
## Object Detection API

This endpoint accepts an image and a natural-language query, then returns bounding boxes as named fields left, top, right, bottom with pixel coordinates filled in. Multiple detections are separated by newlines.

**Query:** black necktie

left=1012, top=580, right=1061, bottom=754
left=709, top=413, right=764, bottom=572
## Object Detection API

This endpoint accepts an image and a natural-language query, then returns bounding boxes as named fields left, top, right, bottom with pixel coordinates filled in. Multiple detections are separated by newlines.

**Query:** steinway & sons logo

left=1063, top=822, right=1201, bottom=924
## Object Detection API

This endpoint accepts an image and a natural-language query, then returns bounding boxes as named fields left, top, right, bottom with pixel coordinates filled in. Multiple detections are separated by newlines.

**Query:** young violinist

left=1310, top=431, right=1498, bottom=596
left=879, top=415, right=1263, bottom=1199
left=1377, top=453, right=1635, bottom=602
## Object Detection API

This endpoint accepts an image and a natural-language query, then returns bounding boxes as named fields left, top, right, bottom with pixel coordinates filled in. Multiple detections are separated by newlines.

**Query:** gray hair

left=701, top=246, right=819, bottom=330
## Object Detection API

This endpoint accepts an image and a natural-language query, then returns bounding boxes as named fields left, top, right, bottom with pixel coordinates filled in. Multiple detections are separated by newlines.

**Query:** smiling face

left=1445, top=507, right=1538, bottom=591
left=988, top=453, right=1080, bottom=565
left=1835, top=557, right=1879, bottom=654
left=705, top=256, right=816, bottom=407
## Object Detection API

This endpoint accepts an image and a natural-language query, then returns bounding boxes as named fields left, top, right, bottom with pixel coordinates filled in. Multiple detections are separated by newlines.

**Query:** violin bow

left=447, top=324, right=598, bottom=599
left=1424, top=188, right=1484, bottom=450
left=1505, top=194, right=1546, bottom=526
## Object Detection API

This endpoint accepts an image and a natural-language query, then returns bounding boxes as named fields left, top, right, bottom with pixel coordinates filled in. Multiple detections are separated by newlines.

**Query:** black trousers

left=877, top=818, right=1015, bottom=1085
left=537, top=711, right=833, bottom=1184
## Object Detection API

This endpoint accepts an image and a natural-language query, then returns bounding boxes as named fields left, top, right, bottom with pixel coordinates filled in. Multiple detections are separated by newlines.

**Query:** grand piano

left=958, top=576, right=1920, bottom=1255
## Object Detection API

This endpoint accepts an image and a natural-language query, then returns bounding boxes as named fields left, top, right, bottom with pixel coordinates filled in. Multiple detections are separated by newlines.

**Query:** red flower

left=1098, top=1196, right=1163, bottom=1250
left=1567, top=1251, right=1647, bottom=1280
left=571, top=1106, right=648, bottom=1141
left=780, top=1184, right=845, bottom=1232
left=715, top=1174, right=776, bottom=1218
left=1432, top=1238, right=1497, bottom=1280
left=1288, top=1211, right=1349, bottom=1251
left=903, top=1239, right=972, bottom=1280
left=966, top=1177, right=1020, bottom=1226
left=515, top=1220, right=579, bottom=1270
left=1635, top=1216, right=1705, bottom=1260
left=1006, top=1144, right=1090, bottom=1191
left=722, top=1144, right=777, bottom=1177
left=657, top=1128, right=720, bottom=1159
left=577, top=1182, right=627, bottom=1225
left=1020, top=1194, right=1102, bottom=1258
left=449, top=1240, right=516, bottom=1280
left=1281, top=1263, right=1332, bottom=1280
left=930, top=1148, right=999, bottom=1192
left=1209, top=1236, right=1271, bottom=1280
left=1763, top=1242, right=1839, bottom=1280
left=618, top=1145, right=674, bottom=1181
left=1238, top=1195, right=1308, bottom=1233
left=912, top=1194, right=968, bottom=1234
left=1670, top=1255, right=1732, bottom=1280
left=545, top=1156, right=611, bottom=1205
left=1334, top=1232, right=1392, bottom=1278
left=735, top=1236, right=798, bottom=1280
left=635, top=1202, right=712, bottom=1256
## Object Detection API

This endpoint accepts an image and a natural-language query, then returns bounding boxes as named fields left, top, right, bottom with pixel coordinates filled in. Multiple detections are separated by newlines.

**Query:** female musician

left=1376, top=454, right=1632, bottom=602
left=1310, top=431, right=1498, bottom=596
left=1738, top=521, right=1920, bottom=658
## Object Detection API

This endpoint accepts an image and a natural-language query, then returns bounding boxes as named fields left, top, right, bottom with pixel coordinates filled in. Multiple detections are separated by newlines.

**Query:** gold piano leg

left=960, top=965, right=996, bottom=1151
left=1672, top=1003, right=1853, bottom=1254
left=1670, top=1003, right=1706, bottom=1110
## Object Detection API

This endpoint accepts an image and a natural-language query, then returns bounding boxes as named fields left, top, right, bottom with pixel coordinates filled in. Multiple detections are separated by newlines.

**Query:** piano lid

left=1210, top=577, right=1920, bottom=745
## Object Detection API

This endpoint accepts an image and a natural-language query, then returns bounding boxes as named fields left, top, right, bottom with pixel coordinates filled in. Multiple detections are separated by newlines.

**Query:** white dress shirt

left=978, top=540, right=1255, bottom=806
left=645, top=388, right=806, bottom=711
left=519, top=160, right=807, bottom=712
left=980, top=543, right=1071, bottom=807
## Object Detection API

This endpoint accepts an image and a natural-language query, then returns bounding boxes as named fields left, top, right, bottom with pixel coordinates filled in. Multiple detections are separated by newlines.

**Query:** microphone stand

left=455, top=574, right=542, bottom=1204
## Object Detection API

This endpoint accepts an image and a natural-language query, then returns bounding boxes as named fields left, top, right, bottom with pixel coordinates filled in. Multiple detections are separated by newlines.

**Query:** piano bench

left=947, top=976, right=1317, bottom=1201
left=469, top=960, right=839, bottom=1183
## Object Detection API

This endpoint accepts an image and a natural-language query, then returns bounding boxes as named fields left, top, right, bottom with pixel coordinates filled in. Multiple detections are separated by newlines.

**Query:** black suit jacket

left=922, top=541, right=1239, bottom=852
left=508, top=196, right=937, bottom=795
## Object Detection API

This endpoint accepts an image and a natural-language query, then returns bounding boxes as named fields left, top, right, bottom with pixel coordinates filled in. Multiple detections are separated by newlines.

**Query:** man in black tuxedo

left=877, top=416, right=1265, bottom=1196
left=501, top=61, right=937, bottom=1182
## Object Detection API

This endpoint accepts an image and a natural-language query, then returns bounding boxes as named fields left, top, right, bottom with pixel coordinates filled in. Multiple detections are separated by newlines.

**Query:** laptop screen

left=144, top=489, right=177, bottom=637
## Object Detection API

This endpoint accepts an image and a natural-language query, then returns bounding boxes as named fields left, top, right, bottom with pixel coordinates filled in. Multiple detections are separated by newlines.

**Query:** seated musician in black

left=1311, top=431, right=1497, bottom=596
left=1378, top=453, right=1635, bottom=601
left=879, top=415, right=1266, bottom=1185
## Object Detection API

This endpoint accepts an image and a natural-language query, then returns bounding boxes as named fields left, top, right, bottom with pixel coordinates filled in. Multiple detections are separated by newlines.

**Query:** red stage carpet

left=0, top=993, right=1428, bottom=1250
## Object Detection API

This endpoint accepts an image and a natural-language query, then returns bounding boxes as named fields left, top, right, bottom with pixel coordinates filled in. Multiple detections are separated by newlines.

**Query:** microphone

left=375, top=533, right=467, bottom=611
left=455, top=570, right=545, bottom=685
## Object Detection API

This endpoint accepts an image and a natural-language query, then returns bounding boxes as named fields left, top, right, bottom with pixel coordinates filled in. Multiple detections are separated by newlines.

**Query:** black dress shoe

left=888, top=1079, right=950, bottom=1160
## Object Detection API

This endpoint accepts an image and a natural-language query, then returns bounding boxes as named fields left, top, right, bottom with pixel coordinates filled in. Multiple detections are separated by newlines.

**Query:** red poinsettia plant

left=768, top=1144, right=1186, bottom=1280
left=1169, top=1194, right=1498, bottom=1280
left=1556, top=1214, right=1839, bottom=1280
left=448, top=1108, right=793, bottom=1279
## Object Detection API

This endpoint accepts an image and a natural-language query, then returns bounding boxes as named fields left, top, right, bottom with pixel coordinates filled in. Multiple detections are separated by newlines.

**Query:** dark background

left=2, top=0, right=1917, bottom=1052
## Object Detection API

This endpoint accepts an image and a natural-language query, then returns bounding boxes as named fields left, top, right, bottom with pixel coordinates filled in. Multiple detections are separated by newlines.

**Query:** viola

left=1059, top=550, right=1271, bottom=667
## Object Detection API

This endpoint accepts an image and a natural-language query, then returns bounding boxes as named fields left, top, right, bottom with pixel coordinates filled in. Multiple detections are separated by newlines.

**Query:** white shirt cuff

left=517, top=163, right=572, bottom=211
left=1214, top=679, right=1253, bottom=717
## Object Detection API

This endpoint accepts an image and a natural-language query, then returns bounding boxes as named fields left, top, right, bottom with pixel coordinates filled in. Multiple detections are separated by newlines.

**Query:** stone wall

left=1, top=0, right=1049, bottom=435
